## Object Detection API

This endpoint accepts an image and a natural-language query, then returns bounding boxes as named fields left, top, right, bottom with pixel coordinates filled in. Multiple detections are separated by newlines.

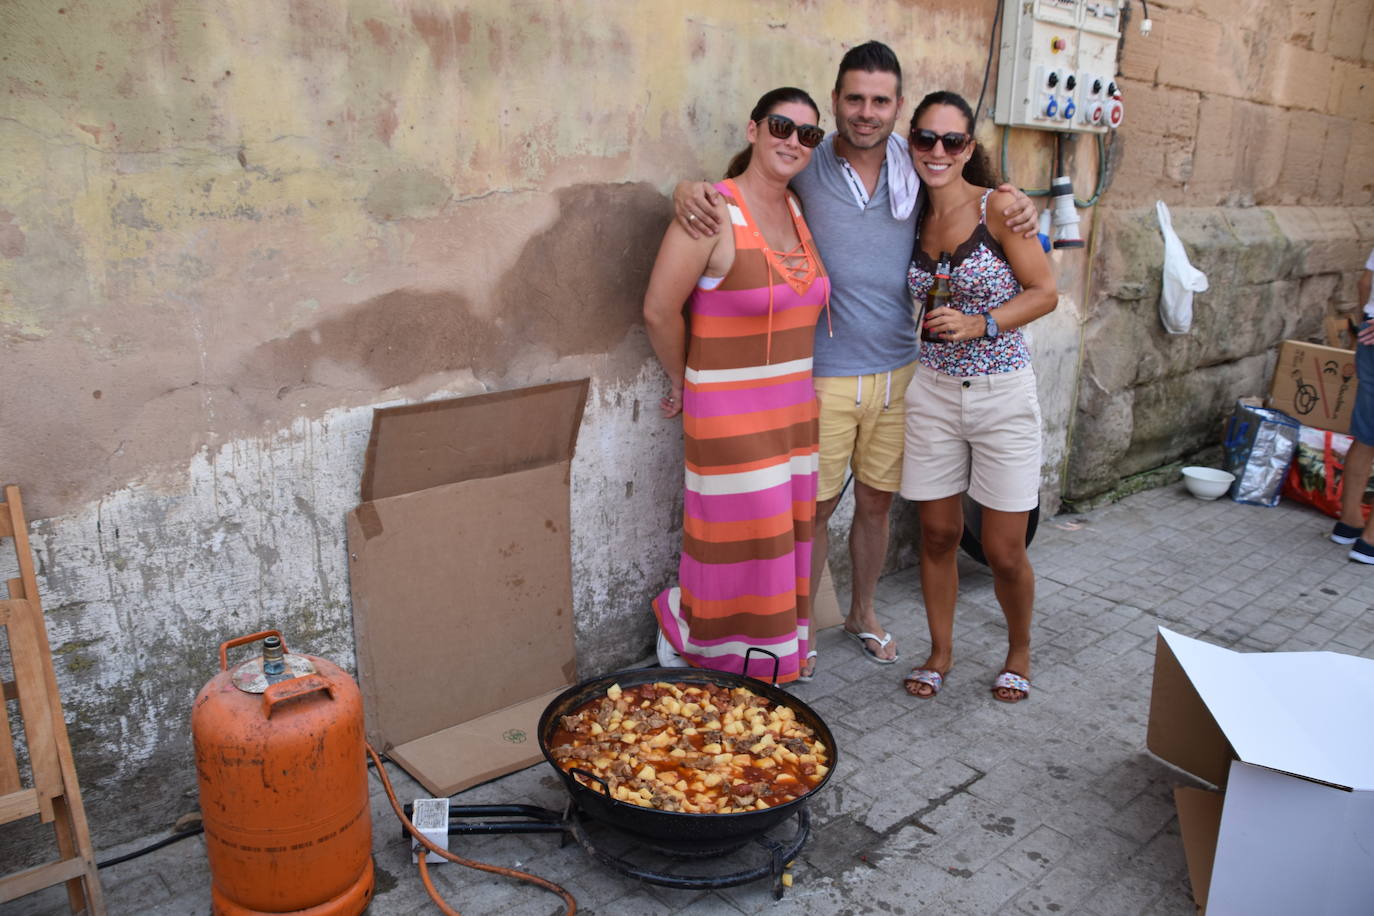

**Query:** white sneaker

left=656, top=631, right=689, bottom=667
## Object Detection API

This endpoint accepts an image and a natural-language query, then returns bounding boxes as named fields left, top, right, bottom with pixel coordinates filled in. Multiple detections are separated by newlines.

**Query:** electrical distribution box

left=993, top=0, right=1124, bottom=134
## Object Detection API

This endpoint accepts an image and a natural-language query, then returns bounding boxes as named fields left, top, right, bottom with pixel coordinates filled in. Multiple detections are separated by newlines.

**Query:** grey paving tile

left=100, top=871, right=173, bottom=914
left=1080, top=870, right=1172, bottom=916
left=930, top=857, right=1025, bottom=914
left=1143, top=875, right=1200, bottom=915
left=857, top=756, right=981, bottom=834
left=1012, top=863, right=1104, bottom=915
left=998, top=823, right=1077, bottom=881
left=1104, top=784, right=1181, bottom=844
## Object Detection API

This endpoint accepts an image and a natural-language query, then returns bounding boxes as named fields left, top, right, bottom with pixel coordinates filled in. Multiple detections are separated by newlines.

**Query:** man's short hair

left=834, top=41, right=902, bottom=98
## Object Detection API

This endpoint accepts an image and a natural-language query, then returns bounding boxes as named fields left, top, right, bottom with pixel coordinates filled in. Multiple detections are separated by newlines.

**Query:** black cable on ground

left=97, top=825, right=204, bottom=869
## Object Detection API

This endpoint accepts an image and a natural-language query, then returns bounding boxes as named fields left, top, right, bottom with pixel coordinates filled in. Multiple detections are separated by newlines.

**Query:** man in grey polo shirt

left=674, top=41, right=1036, bottom=678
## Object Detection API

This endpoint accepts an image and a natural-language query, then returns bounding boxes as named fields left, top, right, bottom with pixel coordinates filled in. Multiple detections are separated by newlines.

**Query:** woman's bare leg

left=980, top=507, right=1033, bottom=701
left=908, top=495, right=963, bottom=696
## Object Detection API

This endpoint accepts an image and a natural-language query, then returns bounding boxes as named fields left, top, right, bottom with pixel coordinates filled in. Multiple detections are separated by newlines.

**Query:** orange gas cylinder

left=193, top=630, right=374, bottom=916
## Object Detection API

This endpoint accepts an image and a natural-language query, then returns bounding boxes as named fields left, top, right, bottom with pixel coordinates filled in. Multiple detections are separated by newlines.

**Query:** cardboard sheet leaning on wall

left=346, top=380, right=588, bottom=796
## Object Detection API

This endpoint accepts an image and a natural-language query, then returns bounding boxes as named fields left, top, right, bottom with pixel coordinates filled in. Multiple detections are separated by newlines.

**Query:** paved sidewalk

left=13, top=483, right=1374, bottom=915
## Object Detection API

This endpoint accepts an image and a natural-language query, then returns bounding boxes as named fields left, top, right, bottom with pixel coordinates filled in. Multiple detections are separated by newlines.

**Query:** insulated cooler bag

left=1223, top=401, right=1299, bottom=507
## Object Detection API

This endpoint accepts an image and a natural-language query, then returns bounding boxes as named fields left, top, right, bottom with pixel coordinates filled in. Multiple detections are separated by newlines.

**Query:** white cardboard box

left=1146, top=627, right=1374, bottom=914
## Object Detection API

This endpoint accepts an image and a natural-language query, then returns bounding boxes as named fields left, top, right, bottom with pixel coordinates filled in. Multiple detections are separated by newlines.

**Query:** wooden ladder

left=0, top=485, right=104, bottom=914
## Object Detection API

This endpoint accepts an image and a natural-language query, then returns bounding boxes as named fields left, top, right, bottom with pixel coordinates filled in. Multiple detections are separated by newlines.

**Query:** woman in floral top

left=898, top=91, right=1057, bottom=704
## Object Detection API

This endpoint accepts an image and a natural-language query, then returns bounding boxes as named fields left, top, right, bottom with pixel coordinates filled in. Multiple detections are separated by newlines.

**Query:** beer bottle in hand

left=921, top=252, right=953, bottom=343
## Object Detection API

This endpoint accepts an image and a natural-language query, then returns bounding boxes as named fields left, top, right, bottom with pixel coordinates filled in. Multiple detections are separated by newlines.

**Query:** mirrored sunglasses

left=762, top=114, right=825, bottom=148
left=911, top=129, right=971, bottom=154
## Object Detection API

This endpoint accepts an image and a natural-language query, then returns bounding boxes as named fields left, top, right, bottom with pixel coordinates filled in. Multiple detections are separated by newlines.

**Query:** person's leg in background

left=1335, top=440, right=1374, bottom=547
left=1340, top=313, right=1374, bottom=562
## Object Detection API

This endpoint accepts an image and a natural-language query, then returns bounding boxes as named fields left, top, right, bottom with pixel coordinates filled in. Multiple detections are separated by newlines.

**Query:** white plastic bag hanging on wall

left=1156, top=200, right=1209, bottom=335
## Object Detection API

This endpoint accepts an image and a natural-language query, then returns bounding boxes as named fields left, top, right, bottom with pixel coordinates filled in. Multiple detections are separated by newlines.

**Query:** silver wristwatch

left=984, top=313, right=1000, bottom=339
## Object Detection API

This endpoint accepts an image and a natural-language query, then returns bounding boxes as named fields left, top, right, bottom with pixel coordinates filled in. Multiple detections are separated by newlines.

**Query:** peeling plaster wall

left=2, top=0, right=1079, bottom=849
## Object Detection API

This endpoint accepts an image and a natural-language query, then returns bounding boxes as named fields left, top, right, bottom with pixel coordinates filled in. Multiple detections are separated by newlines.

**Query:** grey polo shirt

left=790, top=134, right=920, bottom=377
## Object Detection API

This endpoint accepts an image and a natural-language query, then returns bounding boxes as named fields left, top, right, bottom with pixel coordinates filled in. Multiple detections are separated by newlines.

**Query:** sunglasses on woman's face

left=911, top=129, right=971, bottom=154
left=761, top=114, right=825, bottom=148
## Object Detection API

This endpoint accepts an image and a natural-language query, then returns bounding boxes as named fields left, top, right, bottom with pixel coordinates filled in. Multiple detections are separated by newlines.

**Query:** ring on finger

left=687, top=214, right=697, bottom=221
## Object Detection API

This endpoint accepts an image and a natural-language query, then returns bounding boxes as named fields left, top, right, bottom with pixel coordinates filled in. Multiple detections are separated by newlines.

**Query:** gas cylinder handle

left=218, top=630, right=288, bottom=672
left=262, top=673, right=334, bottom=718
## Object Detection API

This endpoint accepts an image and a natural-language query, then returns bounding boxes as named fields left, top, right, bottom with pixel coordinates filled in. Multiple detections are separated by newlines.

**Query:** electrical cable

left=97, top=825, right=204, bottom=869
left=1000, top=128, right=1112, bottom=206
left=973, top=0, right=1005, bottom=125
left=367, top=742, right=577, bottom=916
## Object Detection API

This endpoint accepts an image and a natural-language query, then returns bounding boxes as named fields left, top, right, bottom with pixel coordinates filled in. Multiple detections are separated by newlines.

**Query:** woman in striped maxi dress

left=644, top=87, right=831, bottom=685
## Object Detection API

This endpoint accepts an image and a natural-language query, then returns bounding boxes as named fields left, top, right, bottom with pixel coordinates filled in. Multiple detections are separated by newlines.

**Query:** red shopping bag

left=1282, top=428, right=1372, bottom=520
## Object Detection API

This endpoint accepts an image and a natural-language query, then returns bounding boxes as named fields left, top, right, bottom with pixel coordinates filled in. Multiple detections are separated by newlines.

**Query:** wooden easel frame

left=0, top=485, right=104, bottom=913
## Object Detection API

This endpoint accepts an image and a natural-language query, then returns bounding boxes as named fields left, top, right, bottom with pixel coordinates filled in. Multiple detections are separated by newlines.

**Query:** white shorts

left=899, top=363, right=1042, bottom=512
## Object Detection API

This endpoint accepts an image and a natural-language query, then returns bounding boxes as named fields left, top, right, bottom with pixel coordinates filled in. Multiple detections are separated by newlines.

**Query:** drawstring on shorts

left=855, top=371, right=894, bottom=408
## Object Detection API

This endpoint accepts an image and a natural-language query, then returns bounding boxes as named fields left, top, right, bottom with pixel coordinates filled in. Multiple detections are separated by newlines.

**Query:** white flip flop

left=845, top=629, right=898, bottom=664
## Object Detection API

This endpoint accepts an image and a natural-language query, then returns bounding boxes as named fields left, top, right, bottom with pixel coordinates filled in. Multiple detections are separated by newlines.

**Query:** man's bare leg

left=843, top=481, right=898, bottom=660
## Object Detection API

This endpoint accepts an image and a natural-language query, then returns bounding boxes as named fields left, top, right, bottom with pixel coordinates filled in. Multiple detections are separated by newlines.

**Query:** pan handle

left=743, top=647, right=782, bottom=685
left=568, top=767, right=612, bottom=797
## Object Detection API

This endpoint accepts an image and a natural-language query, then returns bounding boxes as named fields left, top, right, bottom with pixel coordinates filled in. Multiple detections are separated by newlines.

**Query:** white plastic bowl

left=1181, top=466, right=1235, bottom=500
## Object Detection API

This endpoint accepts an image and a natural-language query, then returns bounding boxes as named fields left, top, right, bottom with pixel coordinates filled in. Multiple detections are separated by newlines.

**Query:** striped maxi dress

left=653, top=178, right=831, bottom=684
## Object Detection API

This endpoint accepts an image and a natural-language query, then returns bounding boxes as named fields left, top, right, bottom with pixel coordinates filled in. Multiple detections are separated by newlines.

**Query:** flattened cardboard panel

left=361, top=379, right=589, bottom=501
left=1173, top=787, right=1223, bottom=913
left=1146, top=633, right=1233, bottom=788
left=348, top=464, right=576, bottom=750
left=813, top=564, right=842, bottom=631
left=387, top=690, right=565, bottom=798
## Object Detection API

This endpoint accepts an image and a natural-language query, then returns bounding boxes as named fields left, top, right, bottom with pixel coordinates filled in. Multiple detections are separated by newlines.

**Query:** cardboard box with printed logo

left=1267, top=339, right=1357, bottom=435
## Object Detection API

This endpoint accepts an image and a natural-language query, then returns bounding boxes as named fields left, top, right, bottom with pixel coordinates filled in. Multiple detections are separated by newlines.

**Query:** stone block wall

left=1061, top=0, right=1374, bottom=505
left=1066, top=205, right=1374, bottom=505
left=1110, top=1, right=1374, bottom=207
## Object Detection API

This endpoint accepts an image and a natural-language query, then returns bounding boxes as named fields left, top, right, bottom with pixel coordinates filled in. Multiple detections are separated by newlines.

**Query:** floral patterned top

left=908, top=190, right=1032, bottom=377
